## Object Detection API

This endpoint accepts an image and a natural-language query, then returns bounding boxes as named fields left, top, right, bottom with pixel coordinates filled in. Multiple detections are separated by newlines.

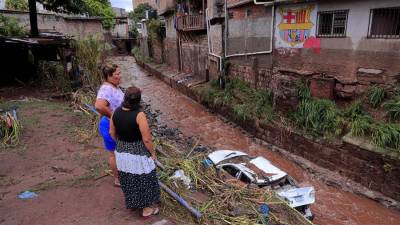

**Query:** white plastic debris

left=170, top=169, right=192, bottom=189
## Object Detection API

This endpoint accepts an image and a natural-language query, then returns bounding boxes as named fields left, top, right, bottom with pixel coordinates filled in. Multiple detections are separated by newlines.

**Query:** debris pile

left=142, top=103, right=313, bottom=225
left=0, top=107, right=22, bottom=148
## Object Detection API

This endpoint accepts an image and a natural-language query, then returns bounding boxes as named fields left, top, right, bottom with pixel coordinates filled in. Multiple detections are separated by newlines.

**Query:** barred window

left=368, top=7, right=400, bottom=39
left=317, top=10, right=348, bottom=38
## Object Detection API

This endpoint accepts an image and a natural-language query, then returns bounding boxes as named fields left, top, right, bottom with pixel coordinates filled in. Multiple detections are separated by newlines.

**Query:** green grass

left=293, top=98, right=343, bottom=137
left=202, top=78, right=274, bottom=122
left=367, top=86, right=386, bottom=108
left=343, top=101, right=373, bottom=137
left=371, top=123, right=400, bottom=150
left=383, top=97, right=400, bottom=121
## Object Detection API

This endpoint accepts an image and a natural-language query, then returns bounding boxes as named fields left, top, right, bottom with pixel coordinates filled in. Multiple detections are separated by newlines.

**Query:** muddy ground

left=0, top=55, right=399, bottom=225
left=0, top=88, right=175, bottom=225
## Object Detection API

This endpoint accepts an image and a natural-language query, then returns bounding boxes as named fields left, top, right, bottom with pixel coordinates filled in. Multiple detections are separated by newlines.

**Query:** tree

left=128, top=3, right=153, bottom=24
left=25, top=0, right=116, bottom=36
left=5, top=0, right=29, bottom=11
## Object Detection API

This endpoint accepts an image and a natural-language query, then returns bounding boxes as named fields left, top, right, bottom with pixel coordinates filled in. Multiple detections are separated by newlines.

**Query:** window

left=222, top=165, right=239, bottom=177
left=238, top=173, right=252, bottom=184
left=368, top=7, right=400, bottom=39
left=317, top=10, right=348, bottom=37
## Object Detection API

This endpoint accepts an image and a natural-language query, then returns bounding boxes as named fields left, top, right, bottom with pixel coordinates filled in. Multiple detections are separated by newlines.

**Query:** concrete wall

left=165, top=15, right=177, bottom=39
left=181, top=35, right=209, bottom=80
left=1, top=10, right=104, bottom=39
left=227, top=4, right=272, bottom=55
left=112, top=20, right=129, bottom=38
left=163, top=15, right=179, bottom=69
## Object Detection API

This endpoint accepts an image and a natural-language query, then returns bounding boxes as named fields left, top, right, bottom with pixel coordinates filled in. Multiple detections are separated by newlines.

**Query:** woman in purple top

left=95, top=63, right=124, bottom=186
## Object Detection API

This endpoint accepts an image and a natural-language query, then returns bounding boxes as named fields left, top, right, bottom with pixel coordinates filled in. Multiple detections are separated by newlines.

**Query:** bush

left=148, top=19, right=163, bottom=39
left=37, top=61, right=72, bottom=92
left=367, top=86, right=386, bottom=108
left=132, top=47, right=145, bottom=62
left=383, top=97, right=400, bottom=121
left=294, top=98, right=343, bottom=137
left=371, top=123, right=400, bottom=150
left=296, top=81, right=311, bottom=100
left=74, top=36, right=108, bottom=91
left=0, top=14, right=27, bottom=37
left=344, top=101, right=373, bottom=137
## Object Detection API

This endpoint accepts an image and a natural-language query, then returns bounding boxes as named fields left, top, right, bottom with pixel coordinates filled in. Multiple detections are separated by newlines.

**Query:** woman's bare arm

left=137, top=112, right=156, bottom=160
left=109, top=114, right=117, bottom=141
left=95, top=99, right=112, bottom=118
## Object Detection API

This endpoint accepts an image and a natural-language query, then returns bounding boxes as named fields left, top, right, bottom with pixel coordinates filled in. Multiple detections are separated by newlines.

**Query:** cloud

left=110, top=0, right=133, bottom=11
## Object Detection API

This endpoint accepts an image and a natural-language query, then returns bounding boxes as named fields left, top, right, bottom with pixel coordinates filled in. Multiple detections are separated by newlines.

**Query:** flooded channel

left=114, top=56, right=400, bottom=225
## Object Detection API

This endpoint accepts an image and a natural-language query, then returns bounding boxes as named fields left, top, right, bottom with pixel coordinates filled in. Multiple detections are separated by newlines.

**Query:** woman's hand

left=151, top=154, right=157, bottom=161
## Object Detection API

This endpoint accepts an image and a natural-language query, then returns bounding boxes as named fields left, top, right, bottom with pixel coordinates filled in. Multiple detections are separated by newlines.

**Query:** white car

left=206, top=150, right=315, bottom=220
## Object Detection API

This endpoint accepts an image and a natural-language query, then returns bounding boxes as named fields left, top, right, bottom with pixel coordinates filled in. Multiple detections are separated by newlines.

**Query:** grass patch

left=200, top=78, right=275, bottom=123
left=293, top=98, right=343, bottom=137
left=344, top=101, right=373, bottom=137
left=383, top=97, right=400, bottom=121
left=371, top=123, right=400, bottom=150
left=367, top=86, right=386, bottom=108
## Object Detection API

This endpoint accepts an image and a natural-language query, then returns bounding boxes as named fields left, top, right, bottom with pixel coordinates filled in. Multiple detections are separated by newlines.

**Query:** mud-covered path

left=114, top=56, right=400, bottom=225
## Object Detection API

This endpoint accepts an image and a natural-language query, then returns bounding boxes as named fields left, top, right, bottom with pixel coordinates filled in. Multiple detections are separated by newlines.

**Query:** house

left=206, top=0, right=400, bottom=104
left=159, top=0, right=209, bottom=81
left=112, top=7, right=129, bottom=38
left=273, top=0, right=400, bottom=100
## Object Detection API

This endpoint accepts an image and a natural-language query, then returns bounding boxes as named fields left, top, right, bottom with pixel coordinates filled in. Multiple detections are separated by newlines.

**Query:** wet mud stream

left=114, top=56, right=399, bottom=225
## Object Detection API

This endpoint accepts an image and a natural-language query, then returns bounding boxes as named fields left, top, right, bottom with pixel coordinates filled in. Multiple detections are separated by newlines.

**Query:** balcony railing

left=176, top=15, right=206, bottom=31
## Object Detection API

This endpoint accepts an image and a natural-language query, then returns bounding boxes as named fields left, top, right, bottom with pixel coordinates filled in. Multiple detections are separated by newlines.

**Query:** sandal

left=142, top=207, right=159, bottom=217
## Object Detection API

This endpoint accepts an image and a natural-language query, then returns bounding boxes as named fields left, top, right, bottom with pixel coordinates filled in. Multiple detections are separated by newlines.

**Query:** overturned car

left=206, top=150, right=315, bottom=220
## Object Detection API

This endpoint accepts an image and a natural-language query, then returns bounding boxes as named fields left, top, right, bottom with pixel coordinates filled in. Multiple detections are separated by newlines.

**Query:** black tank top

left=112, top=107, right=142, bottom=142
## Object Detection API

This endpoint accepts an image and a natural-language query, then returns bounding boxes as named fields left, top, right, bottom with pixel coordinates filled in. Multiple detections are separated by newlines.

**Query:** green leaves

left=38, top=0, right=116, bottom=29
left=5, top=0, right=28, bottom=11
left=0, top=14, right=27, bottom=37
left=128, top=3, right=153, bottom=23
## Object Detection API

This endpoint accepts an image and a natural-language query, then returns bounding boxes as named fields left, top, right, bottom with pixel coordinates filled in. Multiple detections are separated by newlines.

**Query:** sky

left=110, top=0, right=133, bottom=12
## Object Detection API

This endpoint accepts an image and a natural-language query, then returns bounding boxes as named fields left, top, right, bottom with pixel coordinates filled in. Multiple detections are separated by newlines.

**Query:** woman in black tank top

left=109, top=86, right=160, bottom=217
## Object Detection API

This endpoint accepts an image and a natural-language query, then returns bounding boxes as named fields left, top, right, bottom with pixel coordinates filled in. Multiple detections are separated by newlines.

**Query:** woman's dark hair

left=102, top=63, right=118, bottom=80
left=122, top=86, right=141, bottom=110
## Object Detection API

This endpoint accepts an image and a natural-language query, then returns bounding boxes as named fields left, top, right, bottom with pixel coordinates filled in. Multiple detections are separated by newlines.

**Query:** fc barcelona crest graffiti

left=278, top=6, right=315, bottom=47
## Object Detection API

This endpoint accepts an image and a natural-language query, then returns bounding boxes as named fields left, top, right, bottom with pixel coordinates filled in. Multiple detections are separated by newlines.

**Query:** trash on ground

left=0, top=108, right=22, bottom=147
left=206, top=149, right=316, bottom=220
left=169, top=169, right=192, bottom=189
left=18, top=191, right=38, bottom=199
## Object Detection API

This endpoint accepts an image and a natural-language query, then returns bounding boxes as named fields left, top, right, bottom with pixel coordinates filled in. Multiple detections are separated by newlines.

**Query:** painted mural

left=275, top=5, right=317, bottom=48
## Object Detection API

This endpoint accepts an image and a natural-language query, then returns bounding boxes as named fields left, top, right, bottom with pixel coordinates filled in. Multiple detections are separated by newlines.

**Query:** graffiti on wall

left=275, top=5, right=317, bottom=48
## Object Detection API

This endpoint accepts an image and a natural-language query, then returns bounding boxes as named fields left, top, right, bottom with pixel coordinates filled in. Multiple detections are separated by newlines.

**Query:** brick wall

left=229, top=3, right=268, bottom=20
left=198, top=101, right=400, bottom=202
left=274, top=48, right=400, bottom=99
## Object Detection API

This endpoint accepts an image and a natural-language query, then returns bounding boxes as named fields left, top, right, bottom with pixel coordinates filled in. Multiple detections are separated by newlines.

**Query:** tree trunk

left=28, top=0, right=38, bottom=37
